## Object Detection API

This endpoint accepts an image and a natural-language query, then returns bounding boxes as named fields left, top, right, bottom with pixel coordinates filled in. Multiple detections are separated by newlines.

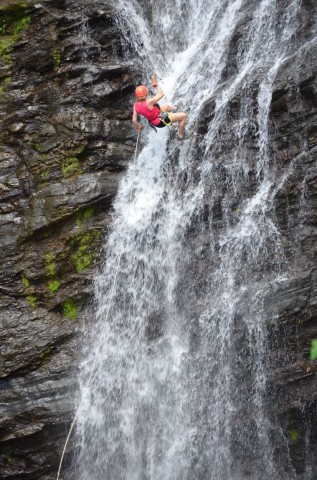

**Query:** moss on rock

left=288, top=429, right=300, bottom=442
left=71, top=230, right=101, bottom=273
left=5, top=452, right=15, bottom=464
left=47, top=279, right=60, bottom=294
left=52, top=47, right=61, bottom=68
left=45, top=252, right=56, bottom=277
left=21, top=273, right=30, bottom=288
left=39, top=346, right=52, bottom=361
left=63, top=298, right=78, bottom=321
left=26, top=295, right=36, bottom=308
left=76, top=206, right=94, bottom=227
left=0, top=3, right=30, bottom=64
left=22, top=273, right=37, bottom=308
left=61, top=156, right=83, bottom=177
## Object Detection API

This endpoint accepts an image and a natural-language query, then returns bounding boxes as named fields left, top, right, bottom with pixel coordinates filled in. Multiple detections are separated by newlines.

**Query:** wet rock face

left=0, top=0, right=136, bottom=478
left=211, top=8, right=317, bottom=466
left=193, top=1, right=317, bottom=476
left=267, top=37, right=317, bottom=475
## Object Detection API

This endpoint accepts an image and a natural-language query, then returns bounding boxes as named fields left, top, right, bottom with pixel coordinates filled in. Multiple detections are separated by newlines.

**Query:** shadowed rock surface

left=0, top=0, right=137, bottom=478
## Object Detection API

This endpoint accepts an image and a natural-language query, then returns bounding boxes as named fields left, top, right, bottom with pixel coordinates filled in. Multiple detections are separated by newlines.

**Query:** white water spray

left=73, top=1, right=310, bottom=479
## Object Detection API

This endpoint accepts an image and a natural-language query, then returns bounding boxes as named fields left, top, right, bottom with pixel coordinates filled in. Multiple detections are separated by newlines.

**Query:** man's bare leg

left=170, top=112, right=187, bottom=137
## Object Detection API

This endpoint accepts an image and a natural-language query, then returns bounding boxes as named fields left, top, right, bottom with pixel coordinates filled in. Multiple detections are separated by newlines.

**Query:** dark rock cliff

left=0, top=1, right=137, bottom=478
left=268, top=28, right=317, bottom=475
left=0, top=0, right=317, bottom=479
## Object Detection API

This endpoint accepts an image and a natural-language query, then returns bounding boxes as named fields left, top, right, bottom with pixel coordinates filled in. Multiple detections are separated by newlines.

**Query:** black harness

left=149, top=103, right=172, bottom=132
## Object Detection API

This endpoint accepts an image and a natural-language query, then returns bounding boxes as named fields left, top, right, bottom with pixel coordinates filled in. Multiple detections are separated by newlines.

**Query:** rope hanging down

left=56, top=131, right=141, bottom=480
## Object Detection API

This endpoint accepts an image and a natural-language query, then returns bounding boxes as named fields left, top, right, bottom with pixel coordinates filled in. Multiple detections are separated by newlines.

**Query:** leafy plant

left=61, top=156, right=82, bottom=177
left=21, top=273, right=30, bottom=288
left=0, top=4, right=30, bottom=64
left=48, top=280, right=60, bottom=294
left=53, top=48, right=61, bottom=68
left=12, top=15, right=30, bottom=35
left=26, top=295, right=36, bottom=308
left=45, top=252, right=56, bottom=276
left=310, top=339, right=317, bottom=360
left=76, top=207, right=94, bottom=227
left=39, top=346, right=52, bottom=360
left=63, top=298, right=78, bottom=321
left=289, top=429, right=300, bottom=442
left=5, top=453, right=14, bottom=464
left=71, top=230, right=100, bottom=272
left=0, top=21, right=7, bottom=36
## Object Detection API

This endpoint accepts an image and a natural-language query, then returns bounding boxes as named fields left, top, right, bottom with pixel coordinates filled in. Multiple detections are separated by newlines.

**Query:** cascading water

left=73, top=0, right=312, bottom=478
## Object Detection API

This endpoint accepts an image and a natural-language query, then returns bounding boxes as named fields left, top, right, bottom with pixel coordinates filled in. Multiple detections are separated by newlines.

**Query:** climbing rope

left=56, top=130, right=141, bottom=480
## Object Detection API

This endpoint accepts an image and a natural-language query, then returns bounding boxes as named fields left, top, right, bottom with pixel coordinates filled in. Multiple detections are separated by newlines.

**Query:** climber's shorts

left=156, top=112, right=173, bottom=128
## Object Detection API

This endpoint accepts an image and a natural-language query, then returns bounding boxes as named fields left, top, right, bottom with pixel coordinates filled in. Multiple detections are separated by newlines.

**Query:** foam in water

left=74, top=0, right=312, bottom=479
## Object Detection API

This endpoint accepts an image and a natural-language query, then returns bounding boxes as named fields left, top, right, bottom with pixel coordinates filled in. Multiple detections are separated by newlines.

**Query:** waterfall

left=74, top=0, right=308, bottom=478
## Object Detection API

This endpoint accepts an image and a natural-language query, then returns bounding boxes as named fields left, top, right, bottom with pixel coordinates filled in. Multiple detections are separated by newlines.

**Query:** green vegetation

left=52, top=47, right=61, bottom=68
left=0, top=35, right=15, bottom=63
left=34, top=143, right=44, bottom=153
left=46, top=252, right=56, bottom=263
left=0, top=3, right=30, bottom=64
left=63, top=298, right=78, bottom=321
left=22, top=273, right=36, bottom=309
left=73, top=144, right=85, bottom=155
left=45, top=252, right=56, bottom=276
left=21, top=273, right=30, bottom=288
left=39, top=346, right=52, bottom=360
left=41, top=169, right=49, bottom=180
left=45, top=251, right=60, bottom=294
left=5, top=452, right=15, bottom=464
left=310, top=339, right=317, bottom=360
left=72, top=245, right=92, bottom=272
left=57, top=206, right=69, bottom=219
left=288, top=429, right=300, bottom=442
left=287, top=415, right=301, bottom=444
left=48, top=279, right=60, bottom=293
left=71, top=230, right=100, bottom=273
left=26, top=295, right=36, bottom=308
left=76, top=206, right=94, bottom=227
left=46, top=261, right=55, bottom=276
left=61, top=145, right=85, bottom=178
left=61, top=156, right=82, bottom=177
left=0, top=76, right=12, bottom=97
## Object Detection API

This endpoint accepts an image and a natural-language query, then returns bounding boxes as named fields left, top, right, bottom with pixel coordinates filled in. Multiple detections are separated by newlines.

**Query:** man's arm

left=147, top=85, right=164, bottom=109
left=132, top=105, right=143, bottom=131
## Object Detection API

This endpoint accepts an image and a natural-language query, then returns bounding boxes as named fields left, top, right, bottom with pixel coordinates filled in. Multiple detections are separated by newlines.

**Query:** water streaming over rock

left=74, top=1, right=312, bottom=478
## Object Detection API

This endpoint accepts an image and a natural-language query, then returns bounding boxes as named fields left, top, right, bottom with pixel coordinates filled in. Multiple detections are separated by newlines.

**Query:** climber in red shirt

left=132, top=75, right=187, bottom=140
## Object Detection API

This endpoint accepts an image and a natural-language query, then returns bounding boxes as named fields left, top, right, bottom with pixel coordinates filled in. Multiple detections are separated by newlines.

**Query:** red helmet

left=135, top=85, right=147, bottom=98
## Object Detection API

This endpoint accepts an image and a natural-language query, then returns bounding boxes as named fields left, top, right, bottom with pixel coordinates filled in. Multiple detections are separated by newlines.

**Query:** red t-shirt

left=134, top=101, right=161, bottom=126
